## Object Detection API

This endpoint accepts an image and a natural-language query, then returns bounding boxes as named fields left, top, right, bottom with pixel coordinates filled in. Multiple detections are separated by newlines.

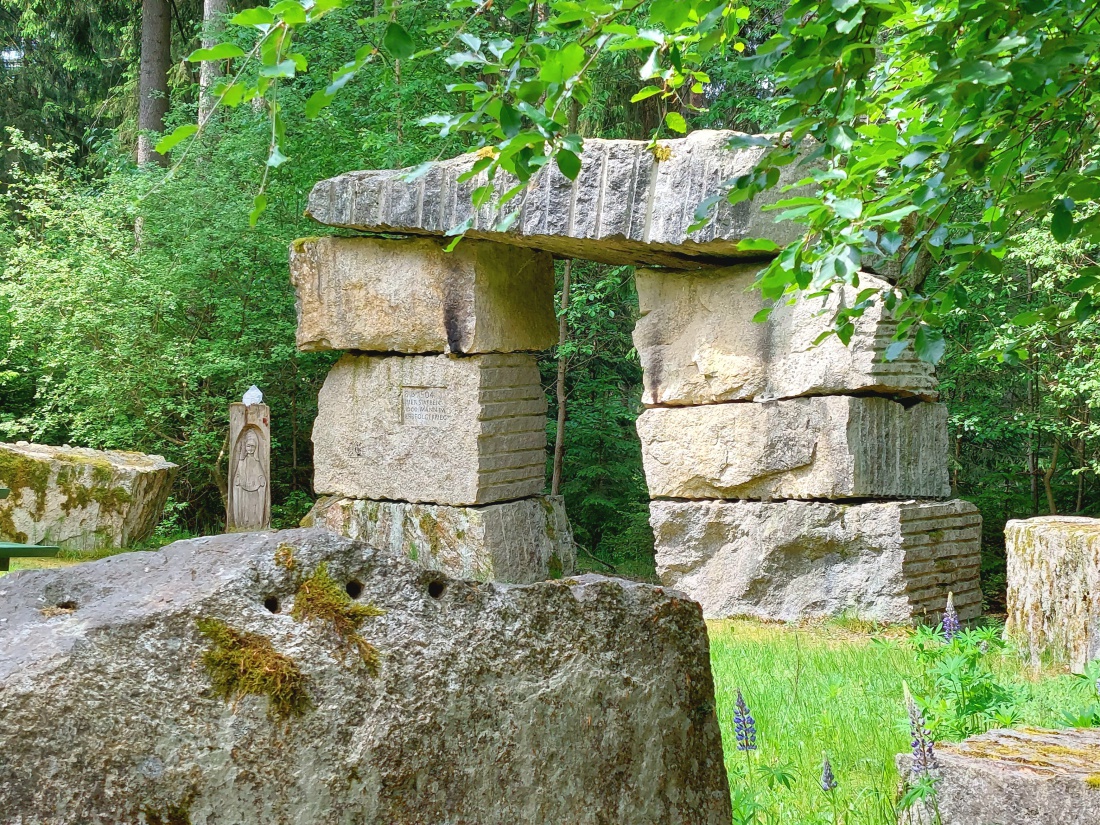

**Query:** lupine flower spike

left=903, top=682, right=938, bottom=778
left=733, top=689, right=757, bottom=751
left=942, top=591, right=960, bottom=642
left=820, top=753, right=838, bottom=792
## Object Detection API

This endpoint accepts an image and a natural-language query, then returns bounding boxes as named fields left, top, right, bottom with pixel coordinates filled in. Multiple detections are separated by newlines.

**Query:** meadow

left=709, top=619, right=1093, bottom=824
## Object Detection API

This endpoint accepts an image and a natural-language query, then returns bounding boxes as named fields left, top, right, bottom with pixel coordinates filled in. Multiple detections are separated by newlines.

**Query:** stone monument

left=227, top=386, right=271, bottom=532
left=294, top=238, right=575, bottom=583
left=299, top=129, right=982, bottom=619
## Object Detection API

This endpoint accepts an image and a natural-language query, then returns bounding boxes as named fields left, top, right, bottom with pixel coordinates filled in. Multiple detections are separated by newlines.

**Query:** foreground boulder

left=0, top=528, right=731, bottom=824
left=0, top=441, right=177, bottom=551
left=897, top=727, right=1100, bottom=824
left=1005, top=515, right=1100, bottom=671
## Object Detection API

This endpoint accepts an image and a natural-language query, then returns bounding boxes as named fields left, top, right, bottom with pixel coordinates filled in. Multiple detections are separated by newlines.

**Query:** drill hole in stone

left=345, top=580, right=363, bottom=599
left=427, top=580, right=446, bottom=600
left=264, top=596, right=280, bottom=614
left=56, top=601, right=77, bottom=611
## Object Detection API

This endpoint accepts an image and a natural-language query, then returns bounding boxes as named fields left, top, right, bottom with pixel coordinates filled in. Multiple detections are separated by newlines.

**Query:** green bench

left=0, top=488, right=60, bottom=571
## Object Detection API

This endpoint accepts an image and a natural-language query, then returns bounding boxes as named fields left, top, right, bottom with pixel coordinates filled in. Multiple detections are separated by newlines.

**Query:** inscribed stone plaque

left=401, top=387, right=448, bottom=426
left=313, top=353, right=547, bottom=506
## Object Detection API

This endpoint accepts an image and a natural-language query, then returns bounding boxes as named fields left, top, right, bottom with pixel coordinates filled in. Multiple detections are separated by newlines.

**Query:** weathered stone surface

left=290, top=236, right=557, bottom=354
left=0, top=528, right=732, bottom=824
left=304, top=495, right=575, bottom=584
left=0, top=442, right=177, bottom=551
left=637, top=397, right=950, bottom=501
left=306, top=131, right=816, bottom=268
left=633, top=265, right=937, bottom=405
left=652, top=499, right=982, bottom=622
left=897, top=727, right=1100, bottom=825
left=313, top=353, right=547, bottom=505
left=1005, top=516, right=1100, bottom=672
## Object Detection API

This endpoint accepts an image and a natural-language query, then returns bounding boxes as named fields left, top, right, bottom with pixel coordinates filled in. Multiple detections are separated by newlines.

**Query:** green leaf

left=188, top=43, right=246, bottom=62
left=230, top=7, right=275, bottom=26
left=961, top=60, right=1012, bottom=86
left=500, top=104, right=522, bottom=138
left=665, top=111, right=688, bottom=134
left=154, top=123, right=198, bottom=155
left=885, top=339, right=910, bottom=361
left=540, top=42, right=586, bottom=84
left=833, top=198, right=862, bottom=219
left=1051, top=199, right=1075, bottom=242
left=556, top=149, right=581, bottom=180
left=383, top=23, right=415, bottom=60
left=751, top=307, right=773, bottom=323
left=249, top=194, right=268, bottom=228
left=267, top=145, right=289, bottom=168
left=271, top=0, right=307, bottom=26
left=305, top=89, right=336, bottom=118
left=737, top=238, right=781, bottom=253
left=913, top=325, right=945, bottom=364
left=631, top=85, right=664, bottom=103
left=260, top=59, right=297, bottom=78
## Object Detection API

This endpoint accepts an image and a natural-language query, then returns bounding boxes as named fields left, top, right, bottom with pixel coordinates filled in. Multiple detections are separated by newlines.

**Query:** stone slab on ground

left=0, top=442, right=177, bottom=551
left=313, top=353, right=547, bottom=506
left=1005, top=516, right=1100, bottom=672
left=652, top=499, right=982, bottom=623
left=0, top=528, right=731, bottom=824
left=306, top=131, right=815, bottom=268
left=304, top=495, right=576, bottom=584
left=291, top=235, right=557, bottom=354
left=633, top=265, right=937, bottom=405
left=897, top=727, right=1100, bottom=825
left=637, top=397, right=950, bottom=501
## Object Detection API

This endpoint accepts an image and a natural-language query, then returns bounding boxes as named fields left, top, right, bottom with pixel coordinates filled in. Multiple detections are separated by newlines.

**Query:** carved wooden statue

left=227, top=386, right=271, bottom=532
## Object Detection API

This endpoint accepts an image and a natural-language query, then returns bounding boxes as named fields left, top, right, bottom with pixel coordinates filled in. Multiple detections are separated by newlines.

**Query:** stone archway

left=295, top=129, right=981, bottom=624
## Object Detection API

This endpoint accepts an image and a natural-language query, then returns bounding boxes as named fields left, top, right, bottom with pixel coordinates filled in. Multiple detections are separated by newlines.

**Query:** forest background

left=1, top=0, right=1096, bottom=605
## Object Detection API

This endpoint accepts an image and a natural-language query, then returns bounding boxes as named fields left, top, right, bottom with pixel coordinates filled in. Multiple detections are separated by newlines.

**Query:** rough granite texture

left=0, top=441, right=177, bottom=551
left=304, top=495, right=576, bottom=584
left=637, top=397, right=950, bottom=501
left=313, top=353, right=547, bottom=506
left=1005, top=516, right=1100, bottom=672
left=897, top=727, right=1100, bottom=825
left=290, top=235, right=557, bottom=354
left=306, top=131, right=815, bottom=268
left=633, top=265, right=937, bottom=405
left=652, top=499, right=982, bottom=623
left=0, top=528, right=732, bottom=824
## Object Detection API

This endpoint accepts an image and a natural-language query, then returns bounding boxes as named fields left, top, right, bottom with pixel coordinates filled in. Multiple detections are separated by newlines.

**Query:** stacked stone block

left=634, top=264, right=982, bottom=623
left=293, top=236, right=575, bottom=583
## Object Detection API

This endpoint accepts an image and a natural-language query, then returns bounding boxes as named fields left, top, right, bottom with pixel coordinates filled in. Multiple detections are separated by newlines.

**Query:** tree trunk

left=1043, top=435, right=1061, bottom=515
left=551, top=259, right=572, bottom=496
left=138, top=0, right=172, bottom=165
left=199, top=0, right=229, bottom=124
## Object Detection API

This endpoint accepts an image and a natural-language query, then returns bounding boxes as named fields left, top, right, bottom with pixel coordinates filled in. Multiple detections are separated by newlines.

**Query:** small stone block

left=633, top=265, right=937, bottom=405
left=651, top=499, right=982, bottom=622
left=305, top=495, right=575, bottom=584
left=897, top=727, right=1100, bottom=825
left=1005, top=516, right=1100, bottom=672
left=313, top=353, right=547, bottom=506
left=637, top=397, right=950, bottom=501
left=290, top=235, right=557, bottom=354
left=0, top=442, right=177, bottom=551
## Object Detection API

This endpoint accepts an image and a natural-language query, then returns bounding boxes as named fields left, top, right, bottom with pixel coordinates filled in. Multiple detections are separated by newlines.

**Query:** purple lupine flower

left=942, top=591, right=960, bottom=642
left=904, top=683, right=938, bottom=778
left=733, top=689, right=757, bottom=751
left=820, top=753, right=838, bottom=792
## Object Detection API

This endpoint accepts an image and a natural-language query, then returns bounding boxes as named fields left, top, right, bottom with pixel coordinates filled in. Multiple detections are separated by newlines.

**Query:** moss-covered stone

left=0, top=448, right=50, bottom=517
left=196, top=618, right=311, bottom=721
left=292, top=563, right=385, bottom=674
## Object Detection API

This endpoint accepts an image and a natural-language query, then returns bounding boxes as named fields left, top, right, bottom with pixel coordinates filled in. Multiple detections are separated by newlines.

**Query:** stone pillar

left=633, top=264, right=982, bottom=624
left=1005, top=516, right=1100, bottom=672
left=293, top=236, right=575, bottom=583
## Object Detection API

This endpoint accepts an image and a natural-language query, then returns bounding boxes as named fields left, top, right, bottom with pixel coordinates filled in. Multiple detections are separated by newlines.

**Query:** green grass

left=708, top=619, right=1096, bottom=825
